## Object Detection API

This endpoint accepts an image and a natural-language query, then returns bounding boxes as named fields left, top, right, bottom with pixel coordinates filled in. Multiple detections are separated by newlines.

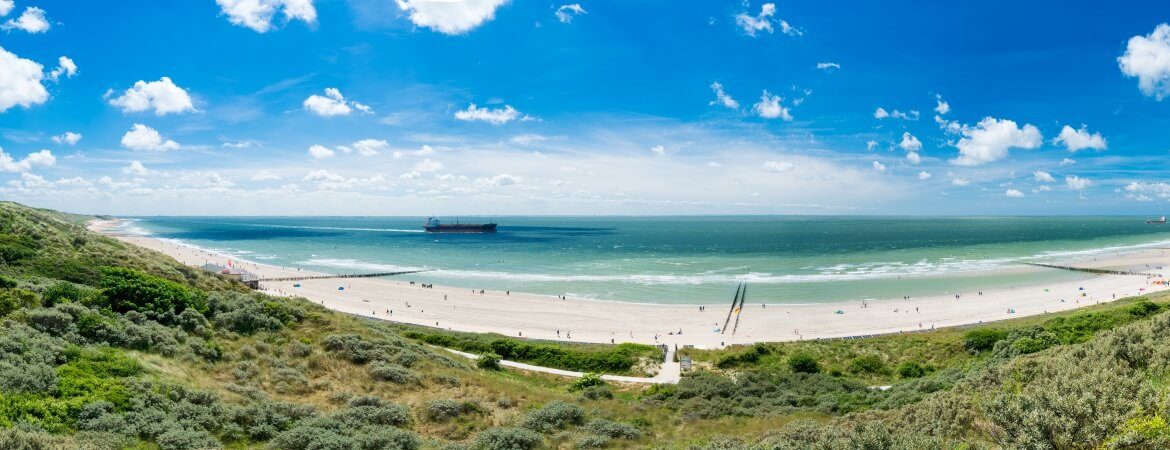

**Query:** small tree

left=963, top=328, right=1007, bottom=353
left=477, top=352, right=502, bottom=370
left=787, top=352, right=820, bottom=374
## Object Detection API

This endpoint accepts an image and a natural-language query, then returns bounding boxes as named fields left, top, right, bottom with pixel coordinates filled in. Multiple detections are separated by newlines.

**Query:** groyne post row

left=1024, top=263, right=1162, bottom=277
left=257, top=269, right=432, bottom=282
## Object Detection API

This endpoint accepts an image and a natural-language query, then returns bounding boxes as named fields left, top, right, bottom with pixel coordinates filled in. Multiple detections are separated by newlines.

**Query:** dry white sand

left=90, top=220, right=1170, bottom=349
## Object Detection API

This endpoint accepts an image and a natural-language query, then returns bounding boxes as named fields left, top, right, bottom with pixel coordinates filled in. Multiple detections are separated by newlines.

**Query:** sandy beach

left=90, top=220, right=1170, bottom=349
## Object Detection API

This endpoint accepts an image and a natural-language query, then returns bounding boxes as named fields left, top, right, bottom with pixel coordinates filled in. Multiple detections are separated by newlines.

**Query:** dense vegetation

left=5, top=200, right=1170, bottom=449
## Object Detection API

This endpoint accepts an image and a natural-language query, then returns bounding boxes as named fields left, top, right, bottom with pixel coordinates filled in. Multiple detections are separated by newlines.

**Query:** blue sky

left=1, top=0, right=1170, bottom=215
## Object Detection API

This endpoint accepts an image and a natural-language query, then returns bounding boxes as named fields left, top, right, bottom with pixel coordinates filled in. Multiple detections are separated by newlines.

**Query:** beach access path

left=91, top=220, right=1170, bottom=351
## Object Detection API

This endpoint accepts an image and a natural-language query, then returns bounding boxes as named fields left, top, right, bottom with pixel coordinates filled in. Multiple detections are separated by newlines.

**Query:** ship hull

left=424, top=223, right=497, bottom=233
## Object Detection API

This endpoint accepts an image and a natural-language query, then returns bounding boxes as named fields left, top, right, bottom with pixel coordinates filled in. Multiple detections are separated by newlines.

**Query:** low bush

left=847, top=355, right=886, bottom=375
left=570, top=373, right=606, bottom=391
left=424, top=399, right=478, bottom=422
left=584, top=418, right=641, bottom=440
left=788, top=352, right=820, bottom=374
left=522, top=400, right=586, bottom=432
left=96, top=268, right=207, bottom=319
left=472, top=426, right=543, bottom=450
left=477, top=352, right=501, bottom=370
left=370, top=363, right=419, bottom=385
left=897, top=361, right=926, bottom=378
left=963, top=328, right=1007, bottom=353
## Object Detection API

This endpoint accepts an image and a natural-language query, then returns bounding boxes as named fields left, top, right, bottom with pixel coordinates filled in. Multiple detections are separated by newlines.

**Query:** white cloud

left=709, top=82, right=739, bottom=109
left=650, top=145, right=666, bottom=156
left=0, top=1, right=13, bottom=16
left=455, top=103, right=522, bottom=124
left=1033, top=170, right=1055, bottom=183
left=47, top=57, right=77, bottom=82
left=52, top=131, right=81, bottom=145
left=906, top=152, right=921, bottom=165
left=815, top=62, right=840, bottom=71
left=3, top=7, right=50, bottom=33
left=555, top=4, right=585, bottom=23
left=398, top=171, right=420, bottom=180
left=1060, top=158, right=1076, bottom=167
left=1118, top=23, right=1170, bottom=100
left=352, top=139, right=389, bottom=156
left=899, top=132, right=923, bottom=152
left=215, top=0, right=317, bottom=33
left=1054, top=125, right=1107, bottom=152
left=1005, top=188, right=1025, bottom=198
left=918, top=171, right=932, bottom=180
left=0, top=148, right=54, bottom=172
left=121, top=124, right=180, bottom=151
left=308, top=144, right=335, bottom=159
left=302, top=170, right=386, bottom=190
left=872, top=161, right=887, bottom=172
left=762, top=160, right=794, bottom=172
left=303, top=88, right=371, bottom=117
left=251, top=170, right=281, bottom=181
left=735, top=3, right=799, bottom=37
left=934, top=94, right=950, bottom=115
left=952, top=177, right=970, bottom=186
left=1124, top=181, right=1170, bottom=201
left=478, top=173, right=521, bottom=187
left=107, top=77, right=196, bottom=115
left=395, top=0, right=507, bottom=35
left=122, top=161, right=152, bottom=176
left=0, top=46, right=49, bottom=112
left=55, top=176, right=91, bottom=187
left=874, top=107, right=918, bottom=120
left=1065, top=175, right=1092, bottom=191
left=412, top=158, right=443, bottom=173
left=865, top=140, right=879, bottom=151
left=949, top=117, right=1042, bottom=166
left=753, top=90, right=791, bottom=120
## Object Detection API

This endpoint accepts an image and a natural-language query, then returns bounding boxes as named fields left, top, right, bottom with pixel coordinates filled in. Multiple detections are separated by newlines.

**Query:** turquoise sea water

left=124, top=216, right=1170, bottom=304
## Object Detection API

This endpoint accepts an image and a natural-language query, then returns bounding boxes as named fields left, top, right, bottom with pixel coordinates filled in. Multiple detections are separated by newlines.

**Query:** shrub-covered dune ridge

left=4, top=200, right=1170, bottom=448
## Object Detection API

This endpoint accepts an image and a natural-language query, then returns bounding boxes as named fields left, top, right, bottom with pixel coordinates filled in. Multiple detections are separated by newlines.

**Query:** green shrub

left=896, top=361, right=926, bottom=378
left=472, top=427, right=543, bottom=450
left=42, top=281, right=88, bottom=306
left=963, top=328, right=1007, bottom=352
left=97, top=268, right=207, bottom=318
left=0, top=288, right=41, bottom=317
left=583, top=418, right=641, bottom=440
left=425, top=399, right=477, bottom=422
left=369, top=363, right=419, bottom=385
left=847, top=355, right=886, bottom=375
left=575, top=434, right=609, bottom=448
left=570, top=373, right=606, bottom=391
left=787, top=352, right=820, bottom=374
left=580, top=385, right=613, bottom=400
left=477, top=352, right=502, bottom=370
left=522, top=400, right=586, bottom=432
left=155, top=428, right=219, bottom=450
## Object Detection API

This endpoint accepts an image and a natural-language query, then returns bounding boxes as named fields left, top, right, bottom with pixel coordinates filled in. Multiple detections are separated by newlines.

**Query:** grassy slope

left=4, top=200, right=1170, bottom=449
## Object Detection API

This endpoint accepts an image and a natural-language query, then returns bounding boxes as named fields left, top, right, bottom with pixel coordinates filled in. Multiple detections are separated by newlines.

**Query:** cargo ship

left=1148, top=216, right=1167, bottom=224
left=424, top=217, right=497, bottom=233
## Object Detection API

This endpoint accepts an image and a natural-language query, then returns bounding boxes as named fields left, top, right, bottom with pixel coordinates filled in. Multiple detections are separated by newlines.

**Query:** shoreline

left=90, top=219, right=1170, bottom=349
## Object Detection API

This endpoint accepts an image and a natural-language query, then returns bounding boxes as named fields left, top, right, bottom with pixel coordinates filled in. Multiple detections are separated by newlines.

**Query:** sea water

left=123, top=216, right=1170, bottom=304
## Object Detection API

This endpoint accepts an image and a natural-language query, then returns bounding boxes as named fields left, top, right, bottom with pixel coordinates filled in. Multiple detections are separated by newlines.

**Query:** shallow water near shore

left=121, top=216, right=1170, bottom=304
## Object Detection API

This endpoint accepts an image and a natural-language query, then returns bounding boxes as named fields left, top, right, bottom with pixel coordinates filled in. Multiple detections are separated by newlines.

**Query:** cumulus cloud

left=215, top=0, right=316, bottom=33
left=1005, top=188, right=1025, bottom=198
left=1054, top=125, right=1107, bottom=152
left=0, top=1, right=13, bottom=16
left=308, top=144, right=334, bottom=159
left=303, top=88, right=371, bottom=117
left=735, top=3, right=799, bottom=37
left=709, top=82, right=739, bottom=109
left=555, top=4, right=585, bottom=23
left=1065, top=175, right=1092, bottom=191
left=455, top=103, right=523, bottom=124
left=952, top=177, right=970, bottom=186
left=865, top=140, right=879, bottom=151
left=899, top=132, right=922, bottom=152
left=52, top=131, right=81, bottom=145
left=753, top=90, right=792, bottom=120
left=948, top=117, right=1042, bottom=166
left=918, top=171, right=932, bottom=180
left=478, top=173, right=521, bottom=186
left=122, top=161, right=152, bottom=176
left=351, top=139, right=388, bottom=156
left=934, top=94, right=950, bottom=115
left=815, top=62, right=840, bottom=71
left=0, top=148, right=54, bottom=172
left=0, top=46, right=49, bottom=112
left=107, top=77, right=196, bottom=115
left=650, top=145, right=666, bottom=156
left=1124, top=181, right=1170, bottom=202
left=121, top=124, right=180, bottom=151
left=47, top=57, right=77, bottom=82
left=302, top=170, right=386, bottom=190
left=412, top=158, right=443, bottom=173
left=873, top=107, right=918, bottom=120
left=872, top=161, right=887, bottom=172
left=1033, top=170, right=1055, bottom=183
left=395, top=0, right=507, bottom=35
left=1118, top=23, right=1170, bottom=100
left=3, top=7, right=50, bottom=33
left=762, top=160, right=794, bottom=172
left=1060, top=158, right=1076, bottom=167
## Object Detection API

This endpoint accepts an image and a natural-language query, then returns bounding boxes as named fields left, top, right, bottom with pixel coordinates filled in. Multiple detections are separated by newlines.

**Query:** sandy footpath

left=90, top=220, right=1170, bottom=349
